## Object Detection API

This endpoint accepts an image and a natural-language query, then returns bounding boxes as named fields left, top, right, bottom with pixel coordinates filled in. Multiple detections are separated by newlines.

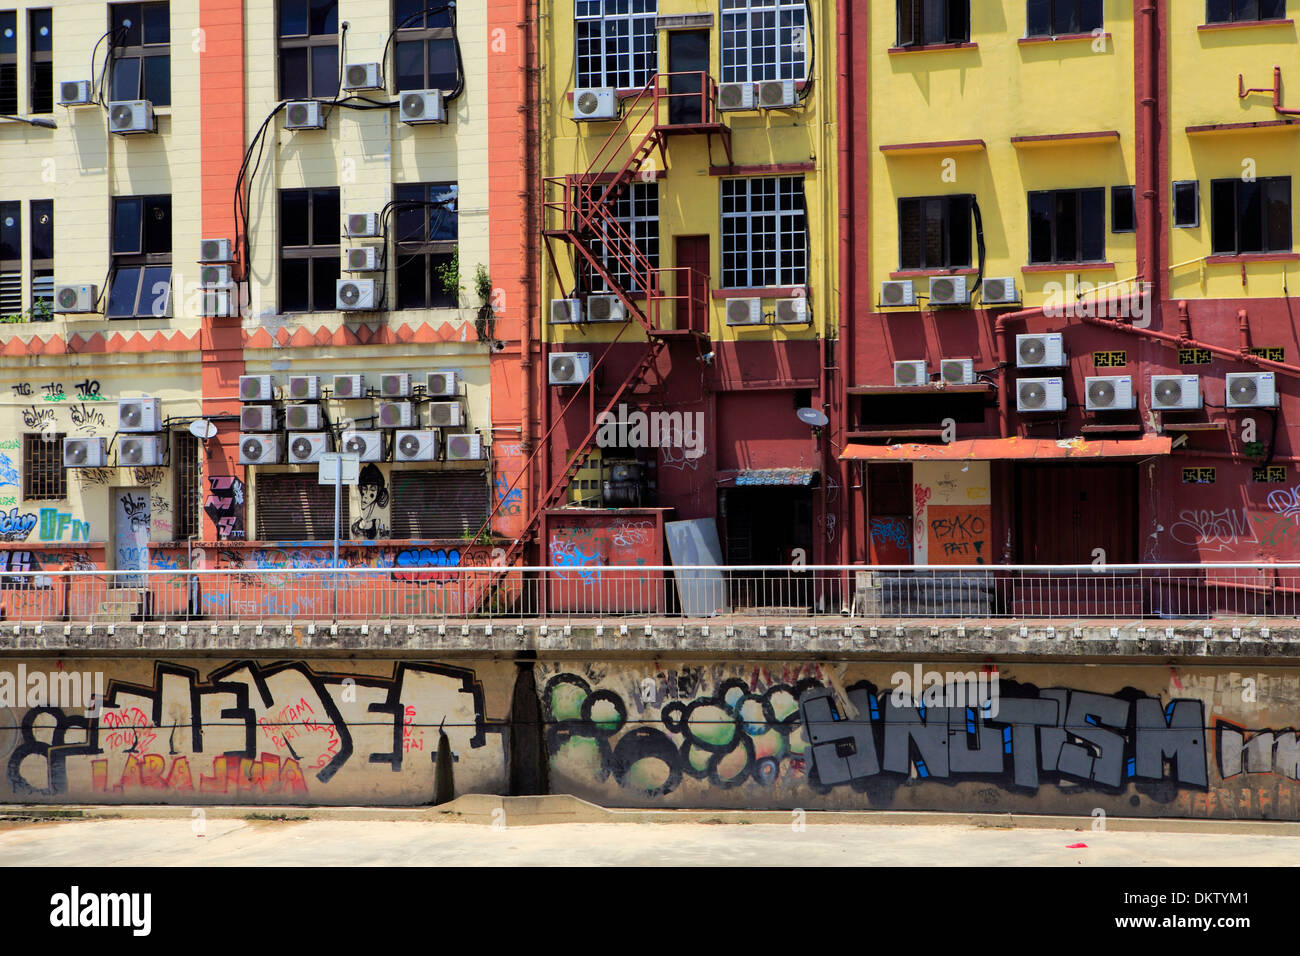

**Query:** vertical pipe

left=836, top=0, right=855, bottom=564
left=1137, top=0, right=1159, bottom=305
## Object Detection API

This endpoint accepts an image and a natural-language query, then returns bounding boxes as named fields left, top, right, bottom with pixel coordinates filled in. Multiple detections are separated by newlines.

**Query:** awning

left=840, top=436, right=1172, bottom=462
left=717, top=468, right=819, bottom=487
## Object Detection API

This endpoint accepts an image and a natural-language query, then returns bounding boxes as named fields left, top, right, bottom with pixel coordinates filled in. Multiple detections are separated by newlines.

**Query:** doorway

left=721, top=486, right=813, bottom=607
left=674, top=235, right=710, bottom=332
left=1015, top=464, right=1138, bottom=564
left=113, top=487, right=151, bottom=586
left=667, top=30, right=709, bottom=125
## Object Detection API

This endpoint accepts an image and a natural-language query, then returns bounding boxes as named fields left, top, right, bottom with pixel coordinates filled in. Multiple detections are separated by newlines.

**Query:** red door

left=675, top=235, right=709, bottom=333
left=1016, top=464, right=1138, bottom=564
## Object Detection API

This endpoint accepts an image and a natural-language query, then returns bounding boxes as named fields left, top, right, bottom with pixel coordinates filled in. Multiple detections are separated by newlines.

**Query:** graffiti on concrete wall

left=204, top=477, right=245, bottom=540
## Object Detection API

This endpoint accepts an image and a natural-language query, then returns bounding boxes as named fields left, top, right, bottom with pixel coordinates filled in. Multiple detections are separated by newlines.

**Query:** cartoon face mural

left=351, top=464, right=390, bottom=541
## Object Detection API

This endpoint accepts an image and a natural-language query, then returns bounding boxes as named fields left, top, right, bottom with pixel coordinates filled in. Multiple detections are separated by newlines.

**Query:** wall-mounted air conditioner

left=239, top=374, right=274, bottom=402
left=240, top=405, right=275, bottom=432
left=344, top=247, right=380, bottom=272
left=586, top=295, right=625, bottom=323
left=551, top=298, right=582, bottom=324
left=929, top=275, right=970, bottom=307
left=773, top=297, right=810, bottom=324
left=378, top=402, right=414, bottom=428
left=340, top=430, right=383, bottom=461
left=1085, top=376, right=1135, bottom=411
left=880, top=280, right=915, bottom=307
left=108, top=100, right=154, bottom=134
left=717, top=82, right=754, bottom=111
left=1151, top=375, right=1202, bottom=411
left=426, top=370, right=458, bottom=397
left=344, top=213, right=380, bottom=238
left=199, top=264, right=232, bottom=287
left=58, top=80, right=93, bottom=106
left=1016, top=333, right=1066, bottom=368
left=333, top=374, right=366, bottom=398
left=379, top=372, right=412, bottom=398
left=549, top=352, right=592, bottom=385
left=980, top=277, right=1019, bottom=305
left=119, top=434, right=165, bottom=467
left=118, top=397, right=161, bottom=432
left=725, top=298, right=763, bottom=326
left=284, top=100, right=325, bottom=130
left=343, top=62, right=382, bottom=91
left=199, top=238, right=233, bottom=262
left=285, top=404, right=322, bottom=431
left=573, top=88, right=617, bottom=121
left=757, top=79, right=796, bottom=108
left=426, top=402, right=464, bottom=427
left=1017, top=377, right=1067, bottom=413
left=63, top=437, right=107, bottom=468
left=288, top=375, right=320, bottom=401
left=394, top=430, right=439, bottom=462
left=400, top=89, right=446, bottom=124
left=444, top=433, right=483, bottom=461
left=1226, top=372, right=1277, bottom=408
left=53, top=284, right=96, bottom=313
left=288, top=432, right=329, bottom=464
left=894, top=360, right=928, bottom=386
left=940, top=359, right=975, bottom=386
left=239, top=433, right=281, bottom=465
left=337, top=278, right=377, bottom=310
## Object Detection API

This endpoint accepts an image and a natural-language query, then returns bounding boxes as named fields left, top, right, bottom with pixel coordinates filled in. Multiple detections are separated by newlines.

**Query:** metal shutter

left=255, top=473, right=350, bottom=541
left=0, top=272, right=20, bottom=315
left=390, top=469, right=488, bottom=539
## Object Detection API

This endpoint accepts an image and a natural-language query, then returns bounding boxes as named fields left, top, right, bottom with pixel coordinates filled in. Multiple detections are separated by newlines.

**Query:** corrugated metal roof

left=840, top=436, right=1173, bottom=462
left=718, top=468, right=818, bottom=487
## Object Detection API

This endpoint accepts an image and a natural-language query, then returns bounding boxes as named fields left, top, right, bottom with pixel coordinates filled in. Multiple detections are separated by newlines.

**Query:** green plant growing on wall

left=436, top=249, right=462, bottom=305
left=473, top=263, right=496, bottom=343
left=1244, top=440, right=1267, bottom=459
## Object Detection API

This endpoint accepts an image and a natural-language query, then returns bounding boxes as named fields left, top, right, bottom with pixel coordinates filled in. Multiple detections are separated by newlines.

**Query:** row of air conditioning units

left=282, top=90, right=446, bottom=129
left=1012, top=373, right=1278, bottom=413
left=725, top=296, right=811, bottom=326
left=551, top=296, right=627, bottom=324
left=62, top=434, right=167, bottom=469
left=240, top=400, right=463, bottom=432
left=881, top=277, right=1021, bottom=308
left=239, top=430, right=484, bottom=465
left=58, top=82, right=159, bottom=135
left=893, top=359, right=979, bottom=386
left=238, top=372, right=460, bottom=402
left=572, top=80, right=798, bottom=121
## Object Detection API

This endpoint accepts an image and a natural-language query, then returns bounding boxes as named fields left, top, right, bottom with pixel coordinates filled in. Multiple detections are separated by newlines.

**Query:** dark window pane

left=948, top=196, right=971, bottom=266
left=394, top=184, right=424, bottom=241
left=142, top=196, right=171, bottom=254
left=1111, top=186, right=1136, bottom=232
left=280, top=258, right=309, bottom=311
left=430, top=38, right=458, bottom=90
left=142, top=3, right=169, bottom=44
left=143, top=55, right=169, bottom=106
left=1206, top=0, right=1232, bottom=21
left=1029, top=191, right=1053, bottom=263
left=113, top=198, right=142, bottom=254
left=1055, top=191, right=1078, bottom=261
left=1260, top=0, right=1286, bottom=18
left=395, top=0, right=425, bottom=26
left=1080, top=0, right=1104, bottom=31
left=30, top=202, right=52, bottom=260
left=1026, top=0, right=1051, bottom=35
left=430, top=184, right=458, bottom=239
left=396, top=254, right=427, bottom=309
left=897, top=0, right=916, bottom=45
left=922, top=0, right=945, bottom=43
left=948, top=0, right=969, bottom=40
left=1081, top=188, right=1105, bottom=260
left=1266, top=177, right=1291, bottom=251
left=141, top=266, right=170, bottom=316
left=106, top=266, right=141, bottom=316
left=899, top=198, right=921, bottom=269
left=0, top=13, right=15, bottom=55
left=112, top=5, right=143, bottom=47
left=1239, top=179, right=1263, bottom=252
left=311, top=255, right=339, bottom=311
left=280, top=47, right=309, bottom=99
left=280, top=190, right=309, bottom=246
left=1239, top=0, right=1261, bottom=20
left=312, top=44, right=338, bottom=97
left=111, top=56, right=141, bottom=100
left=922, top=197, right=943, bottom=267
left=311, top=189, right=339, bottom=245
left=1174, top=181, right=1198, bottom=227
left=310, top=0, right=337, bottom=35
left=30, top=10, right=52, bottom=53
left=0, top=203, right=19, bottom=261
left=280, top=0, right=309, bottom=36
left=395, top=41, right=423, bottom=90
left=431, top=251, right=457, bottom=307
left=0, top=64, right=16, bottom=114
left=1211, top=179, right=1236, bottom=252
left=31, top=61, right=53, bottom=113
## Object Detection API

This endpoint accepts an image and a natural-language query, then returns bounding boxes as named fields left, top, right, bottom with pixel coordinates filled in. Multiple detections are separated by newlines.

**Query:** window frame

left=1111, top=185, right=1136, bottom=234
left=392, top=0, right=459, bottom=94
left=22, top=432, right=65, bottom=501
left=896, top=0, right=971, bottom=48
left=0, top=10, right=17, bottom=115
left=28, top=8, right=51, bottom=114
left=1025, top=0, right=1103, bottom=38
left=574, top=0, right=658, bottom=90
left=1210, top=175, right=1292, bottom=254
left=575, top=180, right=660, bottom=294
left=108, top=2, right=171, bottom=107
left=107, top=194, right=172, bottom=318
left=1027, top=186, right=1106, bottom=265
left=278, top=186, right=340, bottom=314
left=393, top=181, right=460, bottom=310
left=897, top=194, right=974, bottom=271
left=720, top=0, right=807, bottom=84
left=720, top=175, right=808, bottom=289
left=1206, top=0, right=1286, bottom=24
left=1172, top=180, right=1200, bottom=229
left=277, top=0, right=339, bottom=100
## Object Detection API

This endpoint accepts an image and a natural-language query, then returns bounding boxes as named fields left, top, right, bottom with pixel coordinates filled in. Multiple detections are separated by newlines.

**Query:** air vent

left=58, top=80, right=93, bottom=106
left=1151, top=375, right=1202, bottom=410
left=119, top=435, right=164, bottom=467
left=288, top=375, right=320, bottom=400
left=929, top=275, right=970, bottom=307
left=757, top=79, right=796, bottom=108
left=400, top=90, right=446, bottom=124
left=336, top=279, right=376, bottom=310
left=380, top=373, right=412, bottom=398
left=725, top=298, right=763, bottom=326
left=345, top=247, right=380, bottom=272
left=426, top=402, right=464, bottom=427
left=108, top=100, right=154, bottom=134
left=288, top=432, right=328, bottom=464
left=344, top=213, right=380, bottom=238
left=550, top=298, right=582, bottom=324
left=1016, top=333, right=1066, bottom=368
left=980, top=277, right=1019, bottom=305
left=573, top=88, right=617, bottom=121
left=343, top=62, right=382, bottom=91
left=340, top=430, right=383, bottom=461
left=717, top=82, right=755, bottom=111
left=53, top=284, right=96, bottom=313
left=1226, top=372, right=1277, bottom=408
left=773, top=297, right=810, bottom=324
left=240, top=406, right=275, bottom=432
left=940, top=359, right=975, bottom=386
left=333, top=374, right=366, bottom=399
left=394, top=430, right=438, bottom=462
left=199, top=238, right=233, bottom=262
left=426, top=371, right=458, bottom=397
left=586, top=295, right=625, bottom=323
left=881, top=280, right=915, bottom=307
left=1085, top=376, right=1135, bottom=411
left=63, top=438, right=107, bottom=468
left=1016, top=377, right=1066, bottom=413
left=239, top=375, right=274, bottom=402
left=118, top=397, right=161, bottom=433
left=445, top=433, right=483, bottom=461
left=893, top=360, right=928, bottom=387
left=378, top=402, right=414, bottom=428
left=285, top=404, right=322, bottom=431
left=239, top=433, right=281, bottom=465
left=284, top=100, right=325, bottom=130
left=548, top=352, right=592, bottom=385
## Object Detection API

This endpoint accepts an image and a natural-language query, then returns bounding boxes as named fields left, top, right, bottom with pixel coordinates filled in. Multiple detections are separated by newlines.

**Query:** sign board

left=318, top=453, right=360, bottom=486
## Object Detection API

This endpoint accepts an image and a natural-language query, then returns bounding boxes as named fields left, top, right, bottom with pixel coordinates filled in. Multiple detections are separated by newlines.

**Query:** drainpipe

left=1138, top=0, right=1160, bottom=307
left=836, top=0, right=854, bottom=564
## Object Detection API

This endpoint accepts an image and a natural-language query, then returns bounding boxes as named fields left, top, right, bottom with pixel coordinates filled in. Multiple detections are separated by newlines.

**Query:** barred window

left=173, top=429, right=200, bottom=539
left=575, top=0, right=657, bottom=90
left=577, top=181, right=659, bottom=293
left=721, top=176, right=807, bottom=288
left=721, top=0, right=807, bottom=83
left=23, top=432, right=64, bottom=500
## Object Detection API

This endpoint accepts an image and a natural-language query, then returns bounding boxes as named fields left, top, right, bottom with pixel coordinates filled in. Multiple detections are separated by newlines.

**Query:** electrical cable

left=970, top=197, right=987, bottom=302
left=379, top=3, right=465, bottom=102
left=798, top=0, right=815, bottom=102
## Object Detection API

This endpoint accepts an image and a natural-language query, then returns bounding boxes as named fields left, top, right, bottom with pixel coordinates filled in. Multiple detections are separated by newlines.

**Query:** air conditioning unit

left=238, top=374, right=274, bottom=402
left=426, top=402, right=464, bottom=427
left=1016, top=333, right=1066, bottom=368
left=399, top=89, right=446, bottom=124
left=201, top=288, right=237, bottom=318
left=288, top=432, right=329, bottom=464
left=550, top=298, right=582, bottom=324
left=239, top=433, right=281, bottom=465
left=773, top=297, right=810, bottom=324
left=63, top=437, right=107, bottom=468
left=880, top=280, right=915, bottom=307
left=929, top=275, right=970, bottom=307
left=549, top=351, right=592, bottom=385
left=340, top=430, right=383, bottom=461
left=240, top=405, right=275, bottom=432
left=573, top=88, right=617, bottom=121
left=119, top=434, right=165, bottom=467
left=940, top=359, right=976, bottom=386
left=1017, top=377, right=1067, bottom=413
left=725, top=298, right=763, bottom=326
left=199, top=238, right=234, bottom=263
left=717, top=82, right=755, bottom=111
left=284, top=100, right=325, bottom=130
left=336, top=279, right=377, bottom=310
left=118, top=397, right=161, bottom=432
left=108, top=100, right=154, bottom=134
left=444, top=433, right=483, bottom=461
left=378, top=401, right=414, bottom=428
left=1085, top=375, right=1136, bottom=411
left=199, top=264, right=232, bottom=287
left=1226, top=372, right=1277, bottom=408
left=285, top=404, right=322, bottom=431
left=426, top=370, right=458, bottom=397
left=344, top=213, right=380, bottom=238
left=894, top=360, right=928, bottom=387
left=54, top=284, right=96, bottom=313
left=343, top=62, right=382, bottom=91
left=344, top=247, right=380, bottom=272
left=757, top=79, right=797, bottom=109
left=980, top=277, right=1019, bottom=305
left=394, top=430, right=439, bottom=462
left=288, top=375, right=320, bottom=401
left=379, top=372, right=412, bottom=398
left=586, top=295, right=625, bottom=323
left=333, top=374, right=366, bottom=399
left=58, top=80, right=94, bottom=106
left=1151, top=375, right=1202, bottom=411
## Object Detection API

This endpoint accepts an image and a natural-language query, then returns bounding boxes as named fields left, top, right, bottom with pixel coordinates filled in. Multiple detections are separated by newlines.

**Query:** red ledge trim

left=712, top=287, right=801, bottom=299
left=565, top=80, right=810, bottom=103
left=1198, top=18, right=1294, bottom=31
left=1018, top=32, right=1112, bottom=44
left=709, top=161, right=817, bottom=176
left=889, top=267, right=979, bottom=279
left=888, top=42, right=978, bottom=53
left=1206, top=253, right=1300, bottom=264
left=1011, top=130, right=1121, bottom=145
left=1186, top=119, right=1300, bottom=133
left=1022, top=261, right=1116, bottom=273
left=879, top=138, right=985, bottom=153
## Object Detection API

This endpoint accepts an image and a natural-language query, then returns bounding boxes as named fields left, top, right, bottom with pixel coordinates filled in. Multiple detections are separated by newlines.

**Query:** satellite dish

left=188, top=419, right=218, bottom=440
left=797, top=407, right=829, bottom=428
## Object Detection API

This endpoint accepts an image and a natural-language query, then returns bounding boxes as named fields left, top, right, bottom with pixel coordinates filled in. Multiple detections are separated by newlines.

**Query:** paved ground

left=0, top=817, right=1297, bottom=866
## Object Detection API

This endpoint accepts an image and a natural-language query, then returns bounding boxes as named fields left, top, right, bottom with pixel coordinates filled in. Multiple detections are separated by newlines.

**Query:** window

left=898, top=195, right=973, bottom=270
left=109, top=2, right=170, bottom=106
left=278, top=0, right=338, bottom=100
left=576, top=181, right=659, bottom=293
left=107, top=195, right=171, bottom=317
left=394, top=181, right=459, bottom=310
left=721, top=176, right=807, bottom=288
left=28, top=8, right=51, bottom=114
left=1111, top=186, right=1136, bottom=233
left=897, top=0, right=970, bottom=47
left=279, top=187, right=339, bottom=312
left=255, top=473, right=349, bottom=541
left=23, top=432, right=64, bottom=500
left=575, top=0, right=657, bottom=89
left=721, top=0, right=806, bottom=83
left=389, top=470, right=489, bottom=538
left=1028, top=187, right=1105, bottom=264
left=0, top=200, right=17, bottom=315
left=1207, top=0, right=1286, bottom=23
left=1211, top=176, right=1291, bottom=254
left=1026, top=0, right=1102, bottom=36
left=29, top=199, right=51, bottom=311
left=0, top=11, right=16, bottom=115
left=173, top=430, right=200, bottom=539
left=393, top=0, right=459, bottom=93
left=1172, top=180, right=1199, bottom=228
